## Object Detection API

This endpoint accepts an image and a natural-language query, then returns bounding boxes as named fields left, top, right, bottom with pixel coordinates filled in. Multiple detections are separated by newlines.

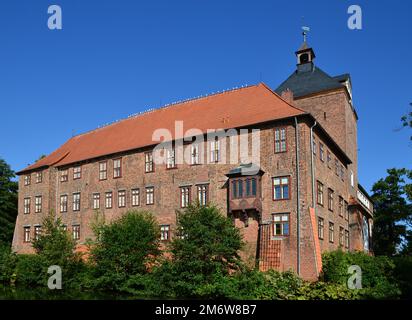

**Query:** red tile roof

left=18, top=83, right=306, bottom=174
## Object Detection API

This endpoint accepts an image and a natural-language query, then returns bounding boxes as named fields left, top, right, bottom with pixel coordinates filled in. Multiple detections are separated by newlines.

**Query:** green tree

left=371, top=168, right=412, bottom=256
left=162, top=204, right=244, bottom=297
left=0, top=158, right=18, bottom=247
left=90, top=210, right=160, bottom=290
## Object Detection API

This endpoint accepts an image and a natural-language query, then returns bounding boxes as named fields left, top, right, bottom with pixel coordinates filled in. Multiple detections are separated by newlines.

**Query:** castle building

left=12, top=41, right=373, bottom=280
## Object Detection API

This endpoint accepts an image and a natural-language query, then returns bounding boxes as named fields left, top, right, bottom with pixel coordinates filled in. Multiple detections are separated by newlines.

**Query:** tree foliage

left=0, top=158, right=18, bottom=247
left=371, top=168, right=412, bottom=256
left=401, top=102, right=412, bottom=141
left=90, top=210, right=160, bottom=290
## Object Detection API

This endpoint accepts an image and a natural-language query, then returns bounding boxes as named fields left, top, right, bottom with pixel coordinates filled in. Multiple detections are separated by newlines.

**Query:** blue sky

left=0, top=0, right=410, bottom=192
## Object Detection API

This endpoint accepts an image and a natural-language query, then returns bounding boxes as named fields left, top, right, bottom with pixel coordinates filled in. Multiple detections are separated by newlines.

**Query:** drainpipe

left=294, top=117, right=301, bottom=276
left=310, top=121, right=317, bottom=208
left=310, top=120, right=318, bottom=276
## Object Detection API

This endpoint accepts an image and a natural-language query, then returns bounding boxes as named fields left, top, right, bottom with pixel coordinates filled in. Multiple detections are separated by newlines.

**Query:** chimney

left=281, top=89, right=294, bottom=104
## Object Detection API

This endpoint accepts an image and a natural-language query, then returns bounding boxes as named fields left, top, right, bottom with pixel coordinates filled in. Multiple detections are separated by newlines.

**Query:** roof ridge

left=258, top=82, right=308, bottom=114
left=74, top=83, right=258, bottom=138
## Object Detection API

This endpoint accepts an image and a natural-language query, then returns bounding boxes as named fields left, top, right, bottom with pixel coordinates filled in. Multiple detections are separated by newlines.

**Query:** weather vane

left=301, top=16, right=310, bottom=42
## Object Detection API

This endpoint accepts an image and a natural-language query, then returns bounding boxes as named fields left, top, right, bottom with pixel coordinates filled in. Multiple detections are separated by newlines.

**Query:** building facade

left=12, top=42, right=373, bottom=281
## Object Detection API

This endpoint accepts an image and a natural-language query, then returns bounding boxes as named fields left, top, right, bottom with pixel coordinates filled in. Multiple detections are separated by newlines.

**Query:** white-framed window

left=24, top=174, right=31, bottom=186
left=197, top=185, right=208, bottom=206
left=99, top=161, right=107, bottom=180
left=73, top=166, right=81, bottom=179
left=118, top=190, right=126, bottom=208
left=160, top=225, right=170, bottom=241
left=166, top=149, right=176, bottom=169
left=210, top=139, right=220, bottom=163
left=73, top=193, right=81, bottom=211
left=35, top=172, right=42, bottom=183
left=180, top=186, right=191, bottom=208
left=145, top=152, right=154, bottom=172
left=273, top=177, right=290, bottom=200
left=60, top=169, right=68, bottom=182
left=34, top=226, right=42, bottom=241
left=35, top=196, right=42, bottom=213
left=23, top=226, right=31, bottom=243
left=339, top=226, right=345, bottom=246
left=350, top=170, right=354, bottom=188
left=131, top=188, right=140, bottom=206
left=318, top=217, right=324, bottom=240
left=113, top=158, right=122, bottom=178
left=319, top=143, right=324, bottom=162
left=191, top=144, right=199, bottom=165
left=273, top=213, right=290, bottom=236
left=274, top=127, right=287, bottom=153
left=93, top=193, right=100, bottom=210
left=146, top=187, right=154, bottom=205
left=60, top=195, right=68, bottom=213
left=105, top=192, right=113, bottom=209
left=24, top=197, right=31, bottom=214
left=329, top=222, right=334, bottom=243
left=72, top=225, right=80, bottom=240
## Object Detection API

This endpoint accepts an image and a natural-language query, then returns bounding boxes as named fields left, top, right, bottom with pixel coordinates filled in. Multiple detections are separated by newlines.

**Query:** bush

left=0, top=245, right=17, bottom=285
left=321, top=249, right=401, bottom=299
left=393, top=255, right=412, bottom=299
left=90, top=210, right=160, bottom=290
left=164, top=204, right=244, bottom=297
left=14, top=254, right=46, bottom=287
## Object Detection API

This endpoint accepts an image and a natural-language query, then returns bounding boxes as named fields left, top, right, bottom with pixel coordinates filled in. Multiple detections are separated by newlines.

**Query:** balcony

left=226, top=163, right=263, bottom=214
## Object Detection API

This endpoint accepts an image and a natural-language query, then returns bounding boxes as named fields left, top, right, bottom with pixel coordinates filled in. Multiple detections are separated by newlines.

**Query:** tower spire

left=302, top=26, right=310, bottom=43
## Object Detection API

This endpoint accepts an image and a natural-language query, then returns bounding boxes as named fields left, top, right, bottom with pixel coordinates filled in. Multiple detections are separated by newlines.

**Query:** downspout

left=294, top=117, right=301, bottom=276
left=310, top=120, right=318, bottom=276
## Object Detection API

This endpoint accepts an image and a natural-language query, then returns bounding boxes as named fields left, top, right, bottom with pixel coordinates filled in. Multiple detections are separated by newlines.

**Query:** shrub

left=321, top=249, right=401, bottom=299
left=393, top=255, right=412, bottom=299
left=90, top=210, right=160, bottom=290
left=165, top=204, right=244, bottom=297
left=14, top=254, right=46, bottom=287
left=0, top=245, right=17, bottom=285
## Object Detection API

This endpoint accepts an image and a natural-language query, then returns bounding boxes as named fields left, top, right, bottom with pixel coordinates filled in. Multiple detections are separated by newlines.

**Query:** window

left=105, top=192, right=113, bottom=209
left=339, top=227, right=345, bottom=246
left=274, top=127, right=287, bottom=153
left=160, top=225, right=170, bottom=241
left=145, top=152, right=154, bottom=173
left=60, top=195, right=68, bottom=213
left=35, top=196, right=42, bottom=213
left=344, top=201, right=349, bottom=221
left=340, top=165, right=345, bottom=181
left=350, top=170, right=354, bottom=188
left=273, top=176, right=290, bottom=200
left=273, top=213, right=290, bottom=236
left=113, top=158, right=122, bottom=178
left=313, top=137, right=317, bottom=155
left=24, top=198, right=31, bottom=214
left=191, top=144, right=200, bottom=165
left=197, top=185, right=208, bottom=206
left=60, top=170, right=68, bottom=182
left=131, top=188, right=140, bottom=206
left=166, top=149, right=176, bottom=169
left=328, top=189, right=334, bottom=212
left=329, top=222, right=334, bottom=243
left=24, top=174, right=31, bottom=186
left=73, top=193, right=80, bottom=211
left=245, top=178, right=257, bottom=197
left=232, top=180, right=237, bottom=199
left=327, top=151, right=332, bottom=168
left=146, top=187, right=154, bottom=205
left=335, top=159, right=339, bottom=176
left=319, top=143, right=325, bottom=162
left=99, top=161, right=107, bottom=180
left=317, top=181, right=324, bottom=206
left=210, top=139, right=220, bottom=163
left=23, top=227, right=31, bottom=243
left=118, top=190, right=126, bottom=208
left=180, top=186, right=191, bottom=208
left=338, top=196, right=344, bottom=217
left=73, top=225, right=80, bottom=240
left=73, top=166, right=81, bottom=179
left=345, top=230, right=350, bottom=248
left=35, top=172, right=42, bottom=183
left=61, top=225, right=67, bottom=232
left=318, top=217, right=324, bottom=240
left=34, top=226, right=42, bottom=241
left=93, top=193, right=100, bottom=210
